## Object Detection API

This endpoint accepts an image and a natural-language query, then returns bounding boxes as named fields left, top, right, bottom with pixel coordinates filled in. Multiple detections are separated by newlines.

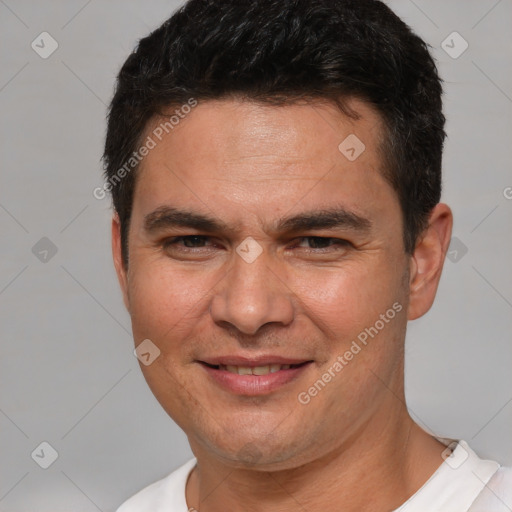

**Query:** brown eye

left=295, top=237, right=351, bottom=250
left=181, top=236, right=209, bottom=248
left=163, top=236, right=213, bottom=249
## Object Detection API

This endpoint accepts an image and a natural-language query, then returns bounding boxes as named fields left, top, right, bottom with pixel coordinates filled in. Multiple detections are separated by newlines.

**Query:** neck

left=186, top=401, right=445, bottom=512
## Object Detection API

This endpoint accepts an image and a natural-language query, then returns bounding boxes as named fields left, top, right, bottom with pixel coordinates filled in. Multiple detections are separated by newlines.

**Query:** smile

left=198, top=359, right=313, bottom=395
left=207, top=362, right=305, bottom=375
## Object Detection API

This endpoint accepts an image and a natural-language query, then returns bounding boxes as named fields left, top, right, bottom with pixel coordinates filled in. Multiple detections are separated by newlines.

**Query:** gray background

left=1, top=0, right=511, bottom=510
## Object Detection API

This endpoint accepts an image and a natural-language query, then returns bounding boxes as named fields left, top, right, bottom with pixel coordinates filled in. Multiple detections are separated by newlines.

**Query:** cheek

left=127, top=260, right=208, bottom=343
left=289, top=260, right=402, bottom=338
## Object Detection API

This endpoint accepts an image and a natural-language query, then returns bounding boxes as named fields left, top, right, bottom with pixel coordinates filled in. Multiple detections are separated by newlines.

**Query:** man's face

left=114, top=98, right=414, bottom=468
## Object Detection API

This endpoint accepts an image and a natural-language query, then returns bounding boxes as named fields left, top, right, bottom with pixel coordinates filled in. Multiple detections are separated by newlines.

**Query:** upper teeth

left=220, top=364, right=291, bottom=375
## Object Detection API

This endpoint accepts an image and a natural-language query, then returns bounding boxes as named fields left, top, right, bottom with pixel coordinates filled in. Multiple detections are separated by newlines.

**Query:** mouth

left=201, top=361, right=308, bottom=375
left=197, top=358, right=313, bottom=395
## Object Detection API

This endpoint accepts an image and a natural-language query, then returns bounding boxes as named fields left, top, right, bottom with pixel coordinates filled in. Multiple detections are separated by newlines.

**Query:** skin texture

left=112, top=98, right=453, bottom=511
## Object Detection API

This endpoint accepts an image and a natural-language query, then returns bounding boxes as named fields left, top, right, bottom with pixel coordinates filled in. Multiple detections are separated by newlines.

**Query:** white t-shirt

left=117, top=440, right=512, bottom=512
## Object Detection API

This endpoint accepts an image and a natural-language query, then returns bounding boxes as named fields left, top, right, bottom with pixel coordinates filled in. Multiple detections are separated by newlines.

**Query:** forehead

left=133, top=98, right=397, bottom=228
left=141, top=98, right=385, bottom=166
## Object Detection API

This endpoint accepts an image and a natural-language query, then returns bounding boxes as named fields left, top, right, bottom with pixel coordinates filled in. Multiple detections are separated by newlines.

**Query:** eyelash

left=161, top=236, right=351, bottom=252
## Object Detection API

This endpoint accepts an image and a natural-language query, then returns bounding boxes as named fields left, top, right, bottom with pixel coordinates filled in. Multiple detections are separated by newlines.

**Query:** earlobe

left=407, top=203, right=453, bottom=320
left=111, top=214, right=131, bottom=312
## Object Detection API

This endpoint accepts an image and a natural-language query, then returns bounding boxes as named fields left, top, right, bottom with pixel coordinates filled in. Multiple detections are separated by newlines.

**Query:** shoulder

left=116, top=458, right=197, bottom=512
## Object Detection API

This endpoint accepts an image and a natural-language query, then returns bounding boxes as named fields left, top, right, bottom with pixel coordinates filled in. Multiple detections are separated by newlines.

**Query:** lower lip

left=199, top=363, right=312, bottom=396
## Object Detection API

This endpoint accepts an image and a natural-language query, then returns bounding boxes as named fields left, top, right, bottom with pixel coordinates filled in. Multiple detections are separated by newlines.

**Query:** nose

left=209, top=250, right=294, bottom=336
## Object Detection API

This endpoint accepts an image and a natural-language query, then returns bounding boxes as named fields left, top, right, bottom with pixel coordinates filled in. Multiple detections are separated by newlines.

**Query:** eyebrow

left=144, top=207, right=230, bottom=233
left=143, top=206, right=372, bottom=236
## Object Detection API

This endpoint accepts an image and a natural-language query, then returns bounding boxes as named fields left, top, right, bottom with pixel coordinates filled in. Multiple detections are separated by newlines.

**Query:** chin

left=191, top=426, right=314, bottom=471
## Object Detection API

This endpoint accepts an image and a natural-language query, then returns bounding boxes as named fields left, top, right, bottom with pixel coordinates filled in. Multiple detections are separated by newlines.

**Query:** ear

left=408, top=203, right=453, bottom=320
left=112, top=213, right=130, bottom=312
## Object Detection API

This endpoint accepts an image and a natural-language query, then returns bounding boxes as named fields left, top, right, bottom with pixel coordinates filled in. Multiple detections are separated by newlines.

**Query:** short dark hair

left=103, top=0, right=445, bottom=266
